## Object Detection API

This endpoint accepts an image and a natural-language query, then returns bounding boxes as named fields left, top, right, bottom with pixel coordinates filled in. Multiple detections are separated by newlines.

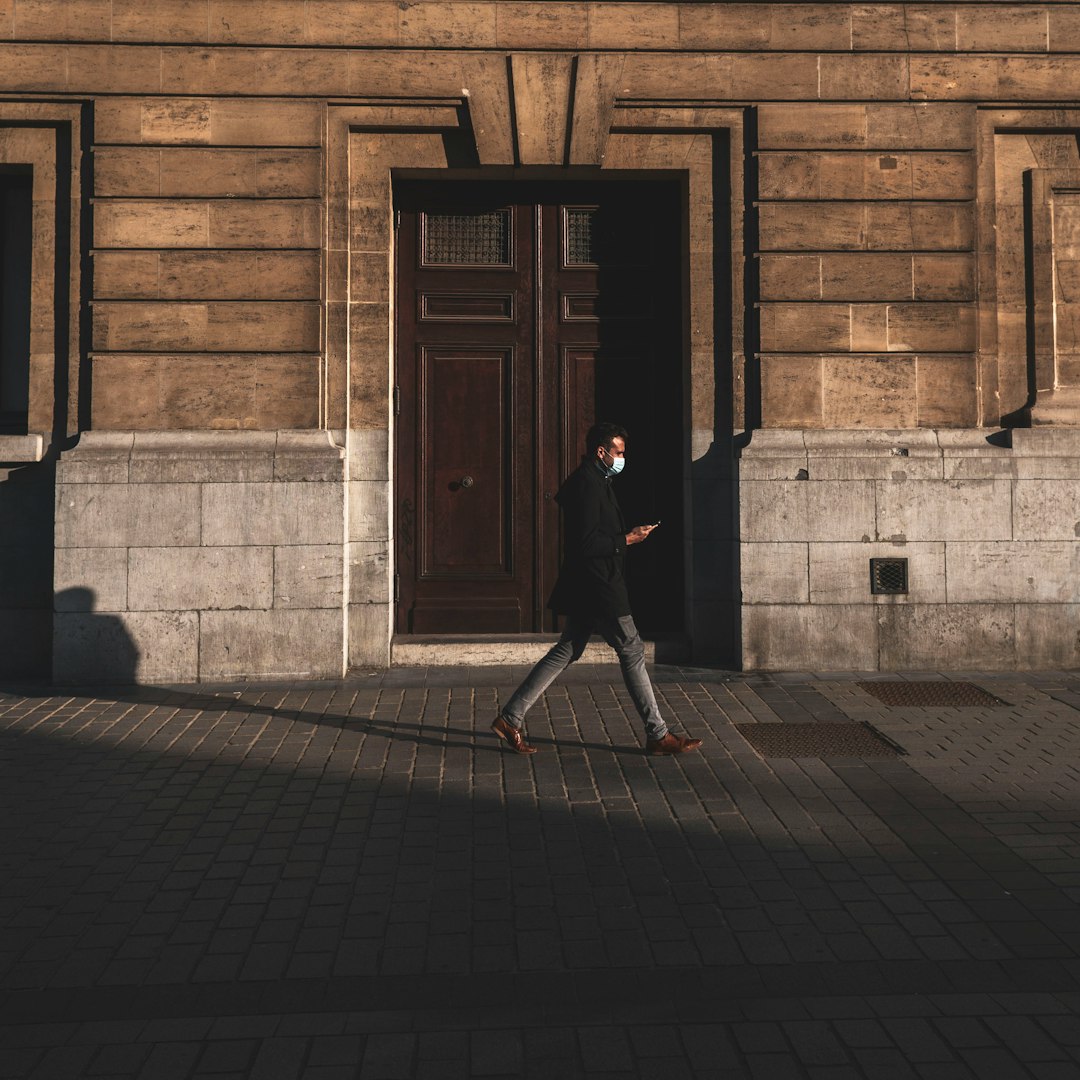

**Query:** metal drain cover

left=857, top=681, right=1006, bottom=707
left=736, top=722, right=901, bottom=759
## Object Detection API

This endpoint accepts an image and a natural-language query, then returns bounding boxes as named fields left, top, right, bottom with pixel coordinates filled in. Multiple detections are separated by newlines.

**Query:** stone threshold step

left=391, top=634, right=688, bottom=666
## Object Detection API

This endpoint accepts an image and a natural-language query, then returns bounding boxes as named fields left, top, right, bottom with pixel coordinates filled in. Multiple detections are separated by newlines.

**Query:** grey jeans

left=500, top=613, right=668, bottom=740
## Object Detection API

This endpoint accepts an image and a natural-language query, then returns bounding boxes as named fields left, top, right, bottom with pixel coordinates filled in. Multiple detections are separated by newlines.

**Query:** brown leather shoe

left=645, top=732, right=703, bottom=756
left=491, top=715, right=537, bottom=755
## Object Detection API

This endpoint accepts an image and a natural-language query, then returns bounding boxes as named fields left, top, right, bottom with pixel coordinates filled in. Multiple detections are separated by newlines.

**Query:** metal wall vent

left=736, top=722, right=901, bottom=759
left=857, top=681, right=1007, bottom=707
left=870, top=557, right=908, bottom=595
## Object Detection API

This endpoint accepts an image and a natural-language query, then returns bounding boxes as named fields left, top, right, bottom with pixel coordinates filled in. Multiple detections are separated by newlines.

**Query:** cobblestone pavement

left=1, top=666, right=1078, bottom=1079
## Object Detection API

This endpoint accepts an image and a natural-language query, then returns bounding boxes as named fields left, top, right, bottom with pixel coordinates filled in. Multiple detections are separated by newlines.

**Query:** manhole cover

left=736, top=722, right=901, bottom=759
left=856, top=681, right=1007, bottom=707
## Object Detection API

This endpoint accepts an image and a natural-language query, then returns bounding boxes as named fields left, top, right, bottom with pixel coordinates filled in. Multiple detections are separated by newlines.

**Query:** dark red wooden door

left=395, top=181, right=682, bottom=635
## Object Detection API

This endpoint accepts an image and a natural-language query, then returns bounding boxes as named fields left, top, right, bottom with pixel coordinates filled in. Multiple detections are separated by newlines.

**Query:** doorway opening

left=394, top=178, right=685, bottom=637
left=0, top=168, right=32, bottom=434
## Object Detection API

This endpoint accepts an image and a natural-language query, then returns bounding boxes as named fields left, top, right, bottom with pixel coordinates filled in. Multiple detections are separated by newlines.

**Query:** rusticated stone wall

left=740, top=429, right=1080, bottom=670
left=89, top=100, right=323, bottom=431
left=755, top=103, right=979, bottom=431
left=53, top=432, right=345, bottom=682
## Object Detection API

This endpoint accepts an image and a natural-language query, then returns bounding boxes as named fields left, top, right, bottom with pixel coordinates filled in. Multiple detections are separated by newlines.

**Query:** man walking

left=491, top=422, right=702, bottom=757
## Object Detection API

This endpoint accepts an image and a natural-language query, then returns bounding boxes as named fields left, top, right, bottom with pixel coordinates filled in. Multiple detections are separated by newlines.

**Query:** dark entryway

left=0, top=168, right=32, bottom=434
left=394, top=179, right=684, bottom=636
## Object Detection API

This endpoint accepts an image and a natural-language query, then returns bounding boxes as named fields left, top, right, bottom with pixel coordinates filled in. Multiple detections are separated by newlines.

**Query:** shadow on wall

left=53, top=586, right=140, bottom=685
left=686, top=125, right=743, bottom=668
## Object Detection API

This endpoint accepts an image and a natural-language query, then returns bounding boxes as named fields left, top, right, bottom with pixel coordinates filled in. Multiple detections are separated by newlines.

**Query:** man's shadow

left=4, top=596, right=653, bottom=755
left=51, top=586, right=140, bottom=685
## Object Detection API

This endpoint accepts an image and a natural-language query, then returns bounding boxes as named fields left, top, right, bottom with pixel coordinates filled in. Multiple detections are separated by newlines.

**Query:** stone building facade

left=2, top=1, right=1080, bottom=680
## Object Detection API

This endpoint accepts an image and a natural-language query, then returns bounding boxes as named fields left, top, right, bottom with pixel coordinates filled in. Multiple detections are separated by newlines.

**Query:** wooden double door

left=395, top=180, right=683, bottom=635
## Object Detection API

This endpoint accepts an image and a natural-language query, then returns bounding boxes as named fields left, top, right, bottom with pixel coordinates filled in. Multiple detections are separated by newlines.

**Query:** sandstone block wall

left=52, top=431, right=346, bottom=682
left=89, top=100, right=323, bottom=431
left=740, top=429, right=1080, bottom=670
left=755, top=102, right=980, bottom=432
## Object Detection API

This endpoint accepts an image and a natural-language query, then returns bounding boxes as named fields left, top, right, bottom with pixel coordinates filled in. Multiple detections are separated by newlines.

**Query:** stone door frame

left=975, top=108, right=1080, bottom=426
left=326, top=85, right=745, bottom=666
left=0, top=101, right=84, bottom=462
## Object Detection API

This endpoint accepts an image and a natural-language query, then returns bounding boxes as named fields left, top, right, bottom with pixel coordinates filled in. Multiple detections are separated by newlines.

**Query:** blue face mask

left=601, top=450, right=625, bottom=477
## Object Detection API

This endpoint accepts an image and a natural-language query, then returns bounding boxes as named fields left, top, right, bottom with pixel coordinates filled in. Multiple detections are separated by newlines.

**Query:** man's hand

left=625, top=524, right=659, bottom=546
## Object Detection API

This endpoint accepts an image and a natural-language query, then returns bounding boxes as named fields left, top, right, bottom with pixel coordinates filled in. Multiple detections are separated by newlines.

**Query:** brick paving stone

left=247, top=1037, right=309, bottom=1080
left=2, top=671, right=1080, bottom=1076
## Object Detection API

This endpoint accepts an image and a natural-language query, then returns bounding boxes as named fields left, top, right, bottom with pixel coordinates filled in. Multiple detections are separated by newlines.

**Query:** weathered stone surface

left=913, top=255, right=975, bottom=302
left=875, top=479, right=1012, bottom=542
left=127, top=431, right=276, bottom=483
left=273, top=430, right=345, bottom=482
left=497, top=2, right=587, bottom=49
left=128, top=546, right=273, bottom=611
left=809, top=541, right=945, bottom=605
left=821, top=254, right=913, bottom=301
left=348, top=540, right=389, bottom=605
left=202, top=481, right=343, bottom=546
left=53, top=610, right=199, bottom=683
left=758, top=152, right=973, bottom=201
left=95, top=200, right=319, bottom=249
left=511, top=53, right=573, bottom=166
left=349, top=601, right=391, bottom=668
left=740, top=542, right=809, bottom=604
left=55, top=482, right=201, bottom=547
left=757, top=103, right=975, bottom=150
left=947, top=541, right=1080, bottom=604
left=54, top=547, right=127, bottom=612
left=740, top=480, right=876, bottom=543
left=275, top=545, right=344, bottom=609
left=877, top=603, right=1016, bottom=670
left=349, top=480, right=390, bottom=543
left=743, top=603, right=878, bottom=670
left=1013, top=479, right=1080, bottom=540
left=759, top=202, right=974, bottom=252
left=92, top=301, right=320, bottom=352
left=588, top=3, right=678, bottom=49
left=348, top=428, right=390, bottom=483
left=0, top=434, right=44, bottom=463
left=917, top=356, right=979, bottom=428
left=94, top=147, right=320, bottom=198
left=822, top=356, right=917, bottom=429
left=760, top=355, right=823, bottom=427
left=91, top=355, right=320, bottom=431
left=200, top=608, right=343, bottom=679
left=1015, top=604, right=1080, bottom=668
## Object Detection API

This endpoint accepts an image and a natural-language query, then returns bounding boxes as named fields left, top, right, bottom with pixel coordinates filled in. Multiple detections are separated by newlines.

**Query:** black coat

left=547, top=460, right=632, bottom=619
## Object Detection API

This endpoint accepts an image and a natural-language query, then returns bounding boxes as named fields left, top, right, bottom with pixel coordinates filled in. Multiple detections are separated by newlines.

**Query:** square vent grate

left=856, top=681, right=1007, bottom=707
left=736, top=722, right=901, bottom=759
left=870, top=557, right=908, bottom=594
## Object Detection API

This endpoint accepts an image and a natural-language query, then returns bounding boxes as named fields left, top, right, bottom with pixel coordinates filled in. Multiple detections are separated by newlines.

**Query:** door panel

left=422, top=347, right=511, bottom=575
left=396, top=180, right=683, bottom=635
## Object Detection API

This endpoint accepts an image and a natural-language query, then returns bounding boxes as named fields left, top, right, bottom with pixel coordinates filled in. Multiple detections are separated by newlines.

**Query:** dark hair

left=585, top=421, right=628, bottom=455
